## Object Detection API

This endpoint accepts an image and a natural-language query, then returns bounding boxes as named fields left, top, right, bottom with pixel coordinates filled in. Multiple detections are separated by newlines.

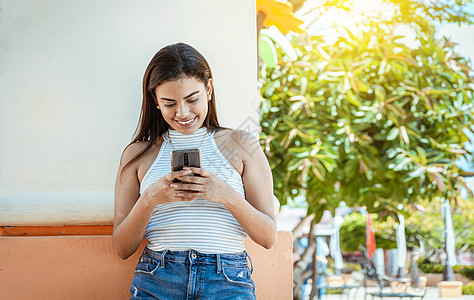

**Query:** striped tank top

left=140, top=127, right=247, bottom=253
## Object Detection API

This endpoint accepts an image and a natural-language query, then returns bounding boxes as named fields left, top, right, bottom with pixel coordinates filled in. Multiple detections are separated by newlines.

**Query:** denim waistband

left=140, top=247, right=253, bottom=274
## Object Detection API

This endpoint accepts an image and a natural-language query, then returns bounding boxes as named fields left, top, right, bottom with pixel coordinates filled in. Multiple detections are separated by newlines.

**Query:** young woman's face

left=155, top=76, right=212, bottom=134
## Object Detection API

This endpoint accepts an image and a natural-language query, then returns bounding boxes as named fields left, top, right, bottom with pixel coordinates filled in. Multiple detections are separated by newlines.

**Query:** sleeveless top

left=140, top=127, right=247, bottom=253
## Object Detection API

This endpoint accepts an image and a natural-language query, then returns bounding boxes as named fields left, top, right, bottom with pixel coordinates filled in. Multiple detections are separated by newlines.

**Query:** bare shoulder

left=214, top=128, right=262, bottom=163
left=119, top=138, right=164, bottom=183
left=214, top=129, right=259, bottom=148
left=213, top=129, right=248, bottom=175
left=231, top=129, right=260, bottom=149
left=120, top=141, right=150, bottom=166
left=120, top=138, right=163, bottom=167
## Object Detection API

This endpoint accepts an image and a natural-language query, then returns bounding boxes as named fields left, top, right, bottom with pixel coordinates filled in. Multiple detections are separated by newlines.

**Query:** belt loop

left=216, top=254, right=222, bottom=274
left=160, top=250, right=168, bottom=269
left=139, top=246, right=148, bottom=263
left=245, top=251, right=254, bottom=274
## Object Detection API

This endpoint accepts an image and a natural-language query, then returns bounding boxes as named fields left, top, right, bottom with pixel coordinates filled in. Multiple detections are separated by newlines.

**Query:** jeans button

left=191, top=252, right=197, bottom=259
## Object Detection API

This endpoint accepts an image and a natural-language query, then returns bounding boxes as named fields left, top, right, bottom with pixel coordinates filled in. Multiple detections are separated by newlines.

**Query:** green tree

left=260, top=20, right=474, bottom=222
left=259, top=2, right=474, bottom=299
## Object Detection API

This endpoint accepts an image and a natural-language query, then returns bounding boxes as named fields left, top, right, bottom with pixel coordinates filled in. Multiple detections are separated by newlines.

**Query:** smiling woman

left=0, top=2, right=282, bottom=299
left=112, top=43, right=276, bottom=299
left=156, top=77, right=212, bottom=133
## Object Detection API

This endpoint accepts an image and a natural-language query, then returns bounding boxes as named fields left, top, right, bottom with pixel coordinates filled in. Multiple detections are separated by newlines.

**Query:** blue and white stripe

left=140, top=127, right=247, bottom=254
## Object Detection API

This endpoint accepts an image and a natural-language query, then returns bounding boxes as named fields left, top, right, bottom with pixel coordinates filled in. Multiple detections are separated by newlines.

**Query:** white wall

left=0, top=0, right=257, bottom=225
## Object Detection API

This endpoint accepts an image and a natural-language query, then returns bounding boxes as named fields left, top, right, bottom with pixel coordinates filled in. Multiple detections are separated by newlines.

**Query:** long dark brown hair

left=121, top=43, right=223, bottom=173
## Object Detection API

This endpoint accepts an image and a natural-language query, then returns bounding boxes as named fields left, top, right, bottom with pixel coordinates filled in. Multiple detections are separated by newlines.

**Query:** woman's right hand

left=142, top=169, right=193, bottom=207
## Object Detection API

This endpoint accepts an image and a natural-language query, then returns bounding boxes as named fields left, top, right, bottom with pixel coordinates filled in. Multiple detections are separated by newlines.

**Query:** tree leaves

left=260, top=21, right=474, bottom=220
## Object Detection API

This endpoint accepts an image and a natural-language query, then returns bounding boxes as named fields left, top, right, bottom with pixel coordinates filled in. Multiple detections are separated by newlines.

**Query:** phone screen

left=171, top=149, right=201, bottom=182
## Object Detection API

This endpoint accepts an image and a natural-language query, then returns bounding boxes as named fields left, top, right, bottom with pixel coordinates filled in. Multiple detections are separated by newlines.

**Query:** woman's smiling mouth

left=175, top=117, right=196, bottom=126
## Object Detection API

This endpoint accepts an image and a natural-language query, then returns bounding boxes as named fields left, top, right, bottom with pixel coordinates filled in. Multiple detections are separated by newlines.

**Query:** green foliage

left=343, top=262, right=362, bottom=272
left=260, top=19, right=474, bottom=220
left=417, top=258, right=445, bottom=273
left=339, top=213, right=367, bottom=252
left=273, top=3, right=474, bottom=299
left=404, top=198, right=474, bottom=257
left=461, top=266, right=474, bottom=280
left=418, top=260, right=474, bottom=281
left=383, top=0, right=474, bottom=29
left=338, top=199, right=474, bottom=253
left=455, top=265, right=474, bottom=280
left=339, top=213, right=398, bottom=252
left=462, top=282, right=474, bottom=295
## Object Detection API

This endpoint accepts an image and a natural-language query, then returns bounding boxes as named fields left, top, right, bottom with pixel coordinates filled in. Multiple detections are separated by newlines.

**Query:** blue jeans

left=130, top=248, right=256, bottom=300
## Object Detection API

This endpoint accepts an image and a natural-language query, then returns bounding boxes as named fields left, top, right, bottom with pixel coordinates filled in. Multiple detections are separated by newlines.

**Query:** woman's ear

left=206, top=78, right=213, bottom=101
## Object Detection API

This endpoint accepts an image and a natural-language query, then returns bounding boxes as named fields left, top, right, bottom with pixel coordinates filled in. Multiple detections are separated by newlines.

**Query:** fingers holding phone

left=169, top=149, right=236, bottom=204
left=144, top=148, right=204, bottom=206
left=171, top=149, right=202, bottom=182
left=174, top=167, right=239, bottom=205
left=144, top=169, right=194, bottom=206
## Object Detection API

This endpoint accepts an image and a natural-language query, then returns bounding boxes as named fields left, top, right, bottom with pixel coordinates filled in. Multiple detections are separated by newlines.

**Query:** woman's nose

left=175, top=103, right=190, bottom=117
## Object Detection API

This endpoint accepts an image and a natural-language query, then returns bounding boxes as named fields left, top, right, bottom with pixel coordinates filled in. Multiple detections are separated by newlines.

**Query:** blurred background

left=256, top=0, right=474, bottom=298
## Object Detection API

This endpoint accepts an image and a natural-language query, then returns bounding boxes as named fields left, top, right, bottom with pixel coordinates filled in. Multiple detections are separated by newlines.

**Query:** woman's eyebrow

left=160, top=90, right=200, bottom=101
left=184, top=90, right=200, bottom=99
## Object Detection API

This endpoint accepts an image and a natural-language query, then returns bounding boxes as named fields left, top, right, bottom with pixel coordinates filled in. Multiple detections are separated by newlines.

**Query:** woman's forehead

left=156, top=77, right=205, bottom=94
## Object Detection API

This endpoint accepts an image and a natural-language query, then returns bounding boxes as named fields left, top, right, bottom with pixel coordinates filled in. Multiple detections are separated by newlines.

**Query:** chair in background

left=358, top=246, right=427, bottom=300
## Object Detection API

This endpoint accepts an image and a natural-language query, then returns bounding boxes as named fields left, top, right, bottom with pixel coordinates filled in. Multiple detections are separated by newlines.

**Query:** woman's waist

left=142, top=247, right=250, bottom=266
left=144, top=229, right=247, bottom=254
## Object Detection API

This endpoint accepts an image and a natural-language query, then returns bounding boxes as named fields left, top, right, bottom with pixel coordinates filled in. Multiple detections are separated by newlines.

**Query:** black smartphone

left=171, top=149, right=202, bottom=183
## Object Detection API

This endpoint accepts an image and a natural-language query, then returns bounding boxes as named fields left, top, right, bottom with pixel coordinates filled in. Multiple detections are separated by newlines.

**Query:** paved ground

left=312, top=287, right=474, bottom=300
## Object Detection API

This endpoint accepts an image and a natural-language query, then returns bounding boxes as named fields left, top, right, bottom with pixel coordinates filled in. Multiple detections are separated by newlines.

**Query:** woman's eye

left=163, top=103, right=175, bottom=107
left=188, top=98, right=198, bottom=103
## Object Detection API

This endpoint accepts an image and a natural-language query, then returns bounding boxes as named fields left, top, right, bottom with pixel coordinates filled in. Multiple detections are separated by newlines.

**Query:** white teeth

left=176, top=118, right=194, bottom=125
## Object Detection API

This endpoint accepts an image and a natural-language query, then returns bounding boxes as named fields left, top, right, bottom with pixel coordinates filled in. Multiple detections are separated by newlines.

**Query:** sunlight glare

left=328, top=0, right=390, bottom=30
left=352, top=0, right=384, bottom=15
left=297, top=0, right=396, bottom=41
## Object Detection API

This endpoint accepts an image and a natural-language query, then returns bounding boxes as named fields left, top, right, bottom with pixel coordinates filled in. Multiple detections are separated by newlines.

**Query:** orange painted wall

left=0, top=231, right=292, bottom=299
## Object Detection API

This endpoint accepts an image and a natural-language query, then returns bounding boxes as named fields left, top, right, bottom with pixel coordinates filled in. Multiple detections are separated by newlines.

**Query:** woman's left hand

left=169, top=167, right=235, bottom=204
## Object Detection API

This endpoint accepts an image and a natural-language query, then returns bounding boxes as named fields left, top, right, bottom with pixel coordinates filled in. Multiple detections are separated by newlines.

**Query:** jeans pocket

left=221, top=264, right=255, bottom=290
left=134, top=256, right=161, bottom=275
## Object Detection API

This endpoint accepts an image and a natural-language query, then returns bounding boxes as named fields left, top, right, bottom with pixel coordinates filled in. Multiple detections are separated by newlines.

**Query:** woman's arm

left=228, top=130, right=277, bottom=249
left=112, top=143, right=155, bottom=260
left=112, top=142, right=192, bottom=259
left=181, top=130, right=277, bottom=249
